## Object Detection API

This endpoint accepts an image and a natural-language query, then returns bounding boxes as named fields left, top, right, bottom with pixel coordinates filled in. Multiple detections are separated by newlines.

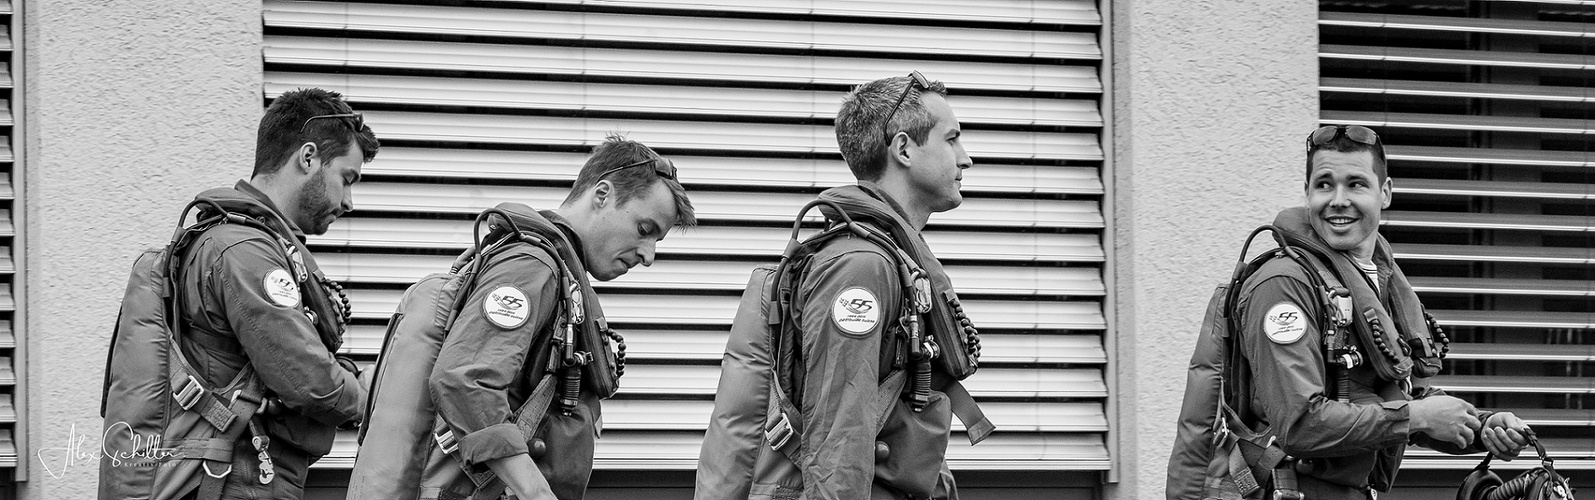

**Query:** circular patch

left=484, top=286, right=531, bottom=329
left=262, top=268, right=300, bottom=307
left=831, top=287, right=881, bottom=336
left=1263, top=302, right=1307, bottom=344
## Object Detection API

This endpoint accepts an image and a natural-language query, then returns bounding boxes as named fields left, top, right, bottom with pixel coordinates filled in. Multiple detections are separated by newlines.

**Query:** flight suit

left=177, top=181, right=365, bottom=499
left=794, top=221, right=957, bottom=499
left=1235, top=256, right=1483, bottom=499
left=427, top=215, right=602, bottom=500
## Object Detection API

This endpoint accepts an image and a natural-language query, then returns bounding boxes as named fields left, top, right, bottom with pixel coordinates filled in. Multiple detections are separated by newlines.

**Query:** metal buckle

left=765, top=414, right=793, bottom=451
left=202, top=461, right=233, bottom=479
left=174, top=375, right=205, bottom=411
left=434, top=429, right=460, bottom=455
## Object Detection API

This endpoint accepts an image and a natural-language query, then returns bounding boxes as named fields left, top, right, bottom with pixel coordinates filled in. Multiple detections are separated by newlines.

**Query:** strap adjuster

left=764, top=413, right=793, bottom=452
left=434, top=428, right=460, bottom=455
left=174, top=375, right=205, bottom=411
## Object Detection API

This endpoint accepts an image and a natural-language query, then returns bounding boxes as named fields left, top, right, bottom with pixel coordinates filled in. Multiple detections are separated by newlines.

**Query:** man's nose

left=638, top=240, right=656, bottom=267
left=1329, top=186, right=1350, bottom=208
left=957, top=145, right=973, bottom=170
left=341, top=190, right=355, bottom=213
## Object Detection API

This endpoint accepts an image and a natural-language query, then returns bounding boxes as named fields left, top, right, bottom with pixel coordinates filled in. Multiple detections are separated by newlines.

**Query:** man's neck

left=864, top=177, right=930, bottom=230
left=247, top=176, right=301, bottom=226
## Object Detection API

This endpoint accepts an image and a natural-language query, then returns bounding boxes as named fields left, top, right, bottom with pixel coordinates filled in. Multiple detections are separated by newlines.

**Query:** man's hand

left=1409, top=395, right=1481, bottom=448
left=1480, top=412, right=1530, bottom=461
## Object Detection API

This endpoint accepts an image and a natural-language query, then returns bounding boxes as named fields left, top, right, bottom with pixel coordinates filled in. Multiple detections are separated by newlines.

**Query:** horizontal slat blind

left=1321, top=1, right=1595, bottom=473
left=265, top=0, right=1108, bottom=476
left=0, top=0, right=18, bottom=477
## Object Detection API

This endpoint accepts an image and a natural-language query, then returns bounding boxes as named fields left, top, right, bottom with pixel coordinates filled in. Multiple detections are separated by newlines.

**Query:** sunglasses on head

left=301, top=113, right=364, bottom=134
left=1305, top=125, right=1380, bottom=154
left=881, top=70, right=933, bottom=140
left=597, top=156, right=678, bottom=181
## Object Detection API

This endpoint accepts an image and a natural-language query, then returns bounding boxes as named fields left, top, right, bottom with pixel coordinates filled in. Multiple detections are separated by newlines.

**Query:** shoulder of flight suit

left=1234, top=254, right=1412, bottom=459
left=792, top=234, right=904, bottom=500
left=429, top=241, right=563, bottom=466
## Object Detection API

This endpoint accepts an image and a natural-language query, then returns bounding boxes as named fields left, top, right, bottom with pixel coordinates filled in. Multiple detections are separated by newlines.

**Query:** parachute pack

left=348, top=203, right=623, bottom=500
left=1165, top=225, right=1346, bottom=500
left=695, top=199, right=989, bottom=500
left=99, top=196, right=319, bottom=500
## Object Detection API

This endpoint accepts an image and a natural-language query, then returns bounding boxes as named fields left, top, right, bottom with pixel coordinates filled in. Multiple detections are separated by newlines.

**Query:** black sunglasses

left=301, top=113, right=364, bottom=134
left=1305, top=125, right=1380, bottom=153
left=597, top=156, right=678, bottom=181
left=881, top=71, right=933, bottom=141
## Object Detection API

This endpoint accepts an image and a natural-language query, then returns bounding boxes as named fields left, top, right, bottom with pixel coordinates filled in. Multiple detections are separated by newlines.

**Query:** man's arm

left=1242, top=275, right=1415, bottom=458
left=795, top=248, right=902, bottom=500
left=429, top=250, right=560, bottom=500
left=213, top=238, right=363, bottom=426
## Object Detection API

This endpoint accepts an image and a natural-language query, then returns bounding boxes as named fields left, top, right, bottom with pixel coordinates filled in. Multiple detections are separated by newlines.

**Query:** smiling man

left=352, top=135, right=695, bottom=500
left=1202, top=125, right=1531, bottom=499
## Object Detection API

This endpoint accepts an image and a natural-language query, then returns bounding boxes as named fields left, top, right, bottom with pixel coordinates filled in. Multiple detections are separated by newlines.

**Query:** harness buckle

left=765, top=413, right=794, bottom=452
left=434, top=428, right=460, bottom=455
left=173, top=375, right=205, bottom=411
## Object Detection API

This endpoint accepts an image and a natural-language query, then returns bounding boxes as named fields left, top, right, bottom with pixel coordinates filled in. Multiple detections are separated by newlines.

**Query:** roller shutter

left=263, top=0, right=1110, bottom=480
left=1321, top=0, right=1595, bottom=472
left=2, top=0, right=21, bottom=480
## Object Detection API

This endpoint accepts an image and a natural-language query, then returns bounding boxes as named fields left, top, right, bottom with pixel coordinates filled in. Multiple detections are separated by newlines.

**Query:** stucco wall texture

left=1108, top=1, right=1318, bottom=499
left=23, top=0, right=260, bottom=497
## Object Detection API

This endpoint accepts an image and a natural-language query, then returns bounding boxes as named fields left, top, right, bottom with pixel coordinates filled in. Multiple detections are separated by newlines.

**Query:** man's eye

left=638, top=225, right=648, bottom=237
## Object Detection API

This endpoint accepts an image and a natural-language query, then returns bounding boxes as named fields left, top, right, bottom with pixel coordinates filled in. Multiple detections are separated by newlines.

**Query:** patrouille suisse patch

left=1263, top=302, right=1307, bottom=344
left=484, top=286, right=531, bottom=329
left=263, top=268, right=300, bottom=307
left=831, top=287, right=881, bottom=336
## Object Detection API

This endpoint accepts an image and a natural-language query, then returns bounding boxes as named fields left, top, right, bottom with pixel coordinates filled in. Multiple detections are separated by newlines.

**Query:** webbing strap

left=192, top=396, right=264, bottom=500
left=943, top=381, right=993, bottom=445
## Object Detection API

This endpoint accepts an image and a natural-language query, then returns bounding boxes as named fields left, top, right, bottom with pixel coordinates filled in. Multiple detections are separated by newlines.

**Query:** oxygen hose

left=1482, top=469, right=1545, bottom=500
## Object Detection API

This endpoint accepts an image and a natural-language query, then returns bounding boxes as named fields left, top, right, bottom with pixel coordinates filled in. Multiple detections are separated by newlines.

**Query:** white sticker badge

left=831, top=287, right=881, bottom=336
left=484, top=286, right=531, bottom=329
left=1263, top=302, right=1307, bottom=344
left=262, top=268, right=300, bottom=307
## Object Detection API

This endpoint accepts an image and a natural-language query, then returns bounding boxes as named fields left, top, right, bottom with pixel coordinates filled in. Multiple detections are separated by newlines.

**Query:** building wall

left=21, top=0, right=260, bottom=496
left=15, top=0, right=1322, bottom=497
left=1107, top=1, right=1318, bottom=499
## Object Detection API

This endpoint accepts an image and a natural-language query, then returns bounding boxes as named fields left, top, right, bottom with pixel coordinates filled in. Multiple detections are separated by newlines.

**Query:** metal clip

left=434, top=428, right=459, bottom=455
left=173, top=375, right=205, bottom=411
left=911, top=275, right=932, bottom=314
left=1329, top=287, right=1353, bottom=328
left=764, top=413, right=793, bottom=452
left=252, top=434, right=275, bottom=485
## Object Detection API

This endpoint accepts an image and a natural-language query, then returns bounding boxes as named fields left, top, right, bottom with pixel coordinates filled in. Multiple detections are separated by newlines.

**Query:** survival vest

left=695, top=185, right=993, bottom=500
left=1166, top=208, right=1450, bottom=500
left=347, top=203, right=623, bottom=500
left=99, top=190, right=345, bottom=500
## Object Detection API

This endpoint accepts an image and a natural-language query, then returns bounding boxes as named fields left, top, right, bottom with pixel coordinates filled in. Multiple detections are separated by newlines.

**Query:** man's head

left=1303, top=125, right=1392, bottom=260
left=559, top=135, right=697, bottom=281
left=253, top=88, right=379, bottom=235
left=835, top=72, right=973, bottom=222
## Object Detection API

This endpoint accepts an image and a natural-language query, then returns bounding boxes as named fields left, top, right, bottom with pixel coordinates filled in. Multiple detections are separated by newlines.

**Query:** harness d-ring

left=203, top=461, right=233, bottom=478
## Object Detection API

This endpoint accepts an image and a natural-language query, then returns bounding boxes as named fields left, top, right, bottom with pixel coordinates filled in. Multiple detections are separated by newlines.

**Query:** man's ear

left=591, top=180, right=613, bottom=209
left=887, top=132, right=912, bottom=168
left=1380, top=177, right=1394, bottom=209
left=296, top=142, right=319, bottom=174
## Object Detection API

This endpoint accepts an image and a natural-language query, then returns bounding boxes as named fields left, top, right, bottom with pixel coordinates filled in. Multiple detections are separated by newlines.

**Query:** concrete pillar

left=22, top=0, right=260, bottom=496
left=1107, top=0, right=1318, bottom=497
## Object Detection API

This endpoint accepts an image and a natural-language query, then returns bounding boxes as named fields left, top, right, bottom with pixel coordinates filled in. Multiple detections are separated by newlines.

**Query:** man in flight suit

left=1234, top=125, right=1530, bottom=498
left=164, top=88, right=377, bottom=499
left=792, top=73, right=977, bottom=499
left=425, top=136, right=696, bottom=500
